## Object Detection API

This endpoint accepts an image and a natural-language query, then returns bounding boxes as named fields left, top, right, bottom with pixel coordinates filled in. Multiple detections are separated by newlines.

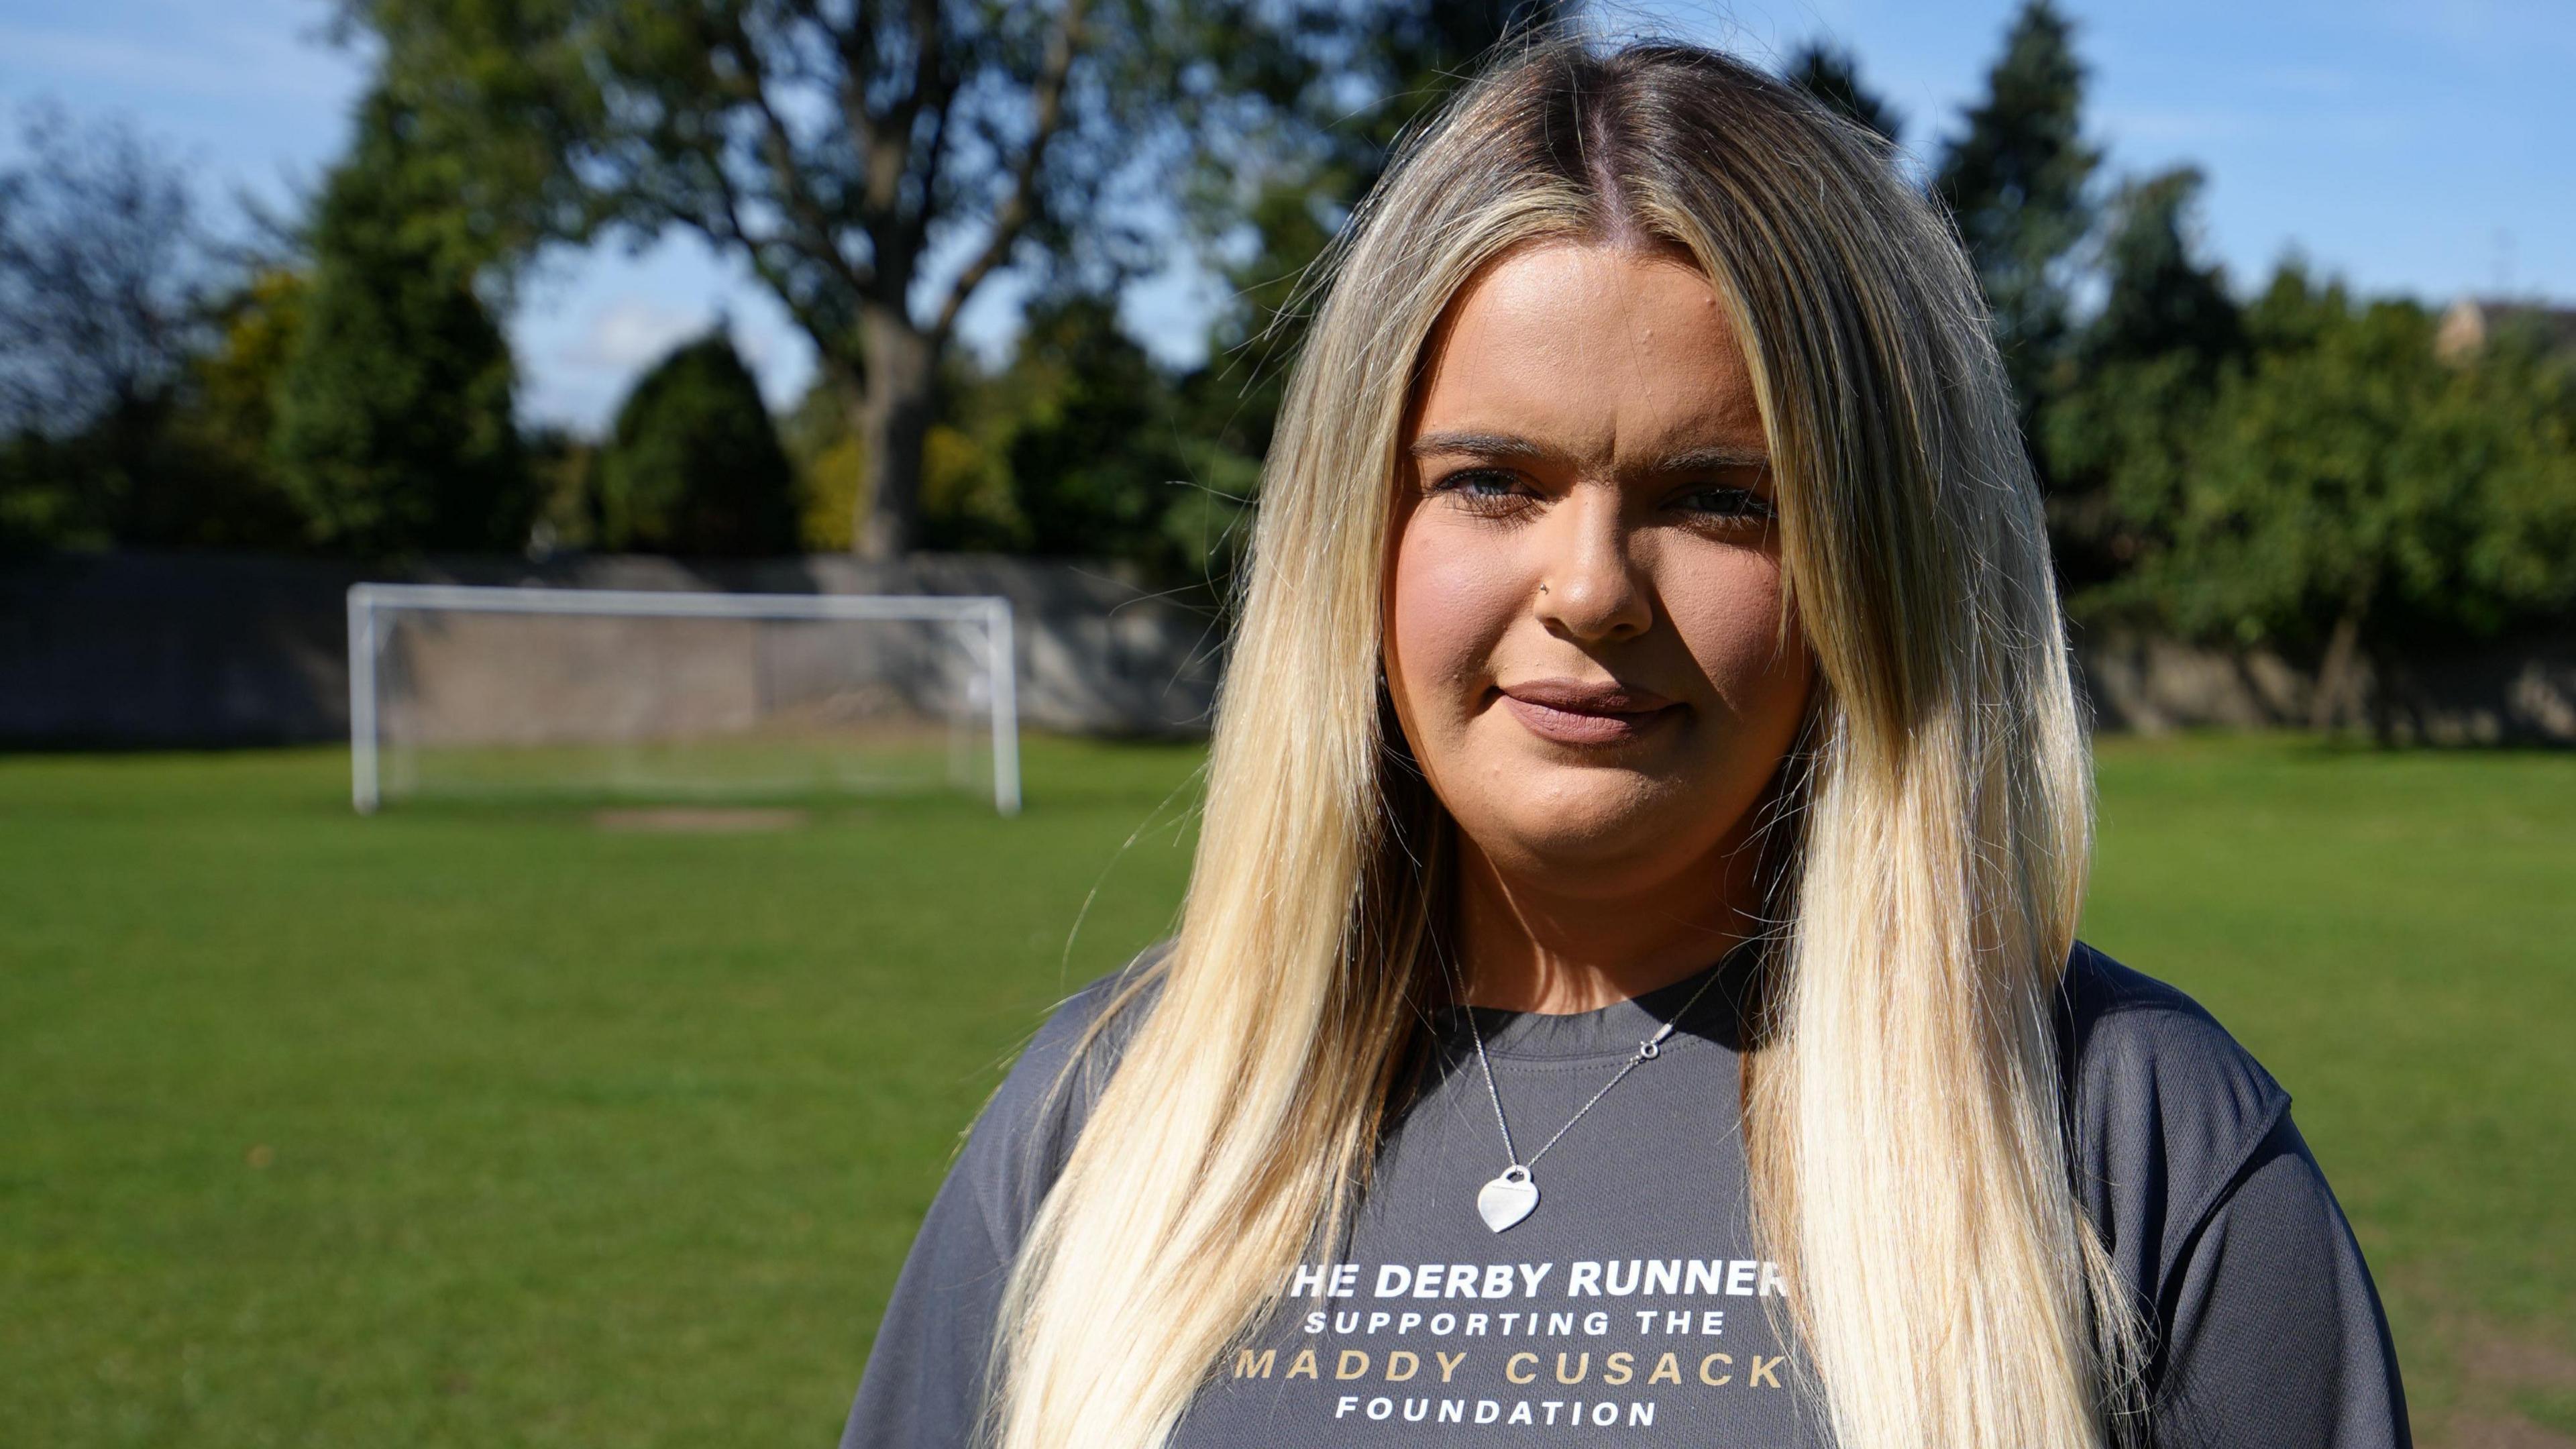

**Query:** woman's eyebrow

left=1651, top=443, right=1771, bottom=473
left=1406, top=431, right=1769, bottom=475
left=1406, top=429, right=1553, bottom=461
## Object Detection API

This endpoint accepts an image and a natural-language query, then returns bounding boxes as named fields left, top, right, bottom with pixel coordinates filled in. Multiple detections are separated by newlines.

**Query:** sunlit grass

left=3, top=731, right=2565, bottom=1444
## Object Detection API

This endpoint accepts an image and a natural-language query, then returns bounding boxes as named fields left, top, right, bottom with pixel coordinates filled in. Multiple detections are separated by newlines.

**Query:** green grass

left=379, top=731, right=994, bottom=804
left=2080, top=735, right=2576, bottom=1438
left=3, top=733, right=2569, bottom=1445
left=2, top=738, right=1205, bottom=1448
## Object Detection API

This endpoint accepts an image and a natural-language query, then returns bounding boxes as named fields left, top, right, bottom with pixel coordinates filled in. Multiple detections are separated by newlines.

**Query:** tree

left=1780, top=40, right=1902, bottom=147
left=341, top=0, right=1313, bottom=560
left=2079, top=168, right=2239, bottom=371
left=0, top=105, right=207, bottom=437
left=1933, top=0, right=2099, bottom=437
left=2100, top=266, right=2576, bottom=731
left=0, top=106, right=309, bottom=551
left=271, top=89, right=531, bottom=555
left=2041, top=167, right=2240, bottom=590
left=595, top=327, right=801, bottom=555
left=1173, top=1, right=1575, bottom=584
left=186, top=270, right=309, bottom=482
left=778, top=379, right=868, bottom=552
left=523, top=424, right=601, bottom=555
left=999, top=291, right=1190, bottom=565
left=137, top=268, right=317, bottom=549
left=745, top=3, right=1565, bottom=579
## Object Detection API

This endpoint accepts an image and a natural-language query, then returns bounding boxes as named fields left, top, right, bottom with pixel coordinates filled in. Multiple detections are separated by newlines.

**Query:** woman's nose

left=1533, top=486, right=1653, bottom=642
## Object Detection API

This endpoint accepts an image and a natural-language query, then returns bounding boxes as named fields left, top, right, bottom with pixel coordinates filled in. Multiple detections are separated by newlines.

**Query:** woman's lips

left=1497, top=691, right=1679, bottom=747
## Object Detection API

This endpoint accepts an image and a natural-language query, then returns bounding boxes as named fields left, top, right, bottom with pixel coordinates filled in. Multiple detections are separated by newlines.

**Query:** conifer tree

left=1933, top=0, right=2100, bottom=435
left=595, top=328, right=800, bottom=557
left=1782, top=40, right=1902, bottom=147
left=272, top=89, right=529, bottom=555
left=2043, top=167, right=2241, bottom=589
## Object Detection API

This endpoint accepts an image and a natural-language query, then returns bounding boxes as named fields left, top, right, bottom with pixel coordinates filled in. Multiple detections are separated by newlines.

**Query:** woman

left=840, top=37, right=2408, bottom=1449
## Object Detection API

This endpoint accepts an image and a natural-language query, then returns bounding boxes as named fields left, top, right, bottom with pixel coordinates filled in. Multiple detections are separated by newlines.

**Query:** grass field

left=3, top=733, right=2569, bottom=1446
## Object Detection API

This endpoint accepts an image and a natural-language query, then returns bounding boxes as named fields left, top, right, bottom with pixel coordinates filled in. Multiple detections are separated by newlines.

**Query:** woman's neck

left=1448, top=822, right=1768, bottom=1014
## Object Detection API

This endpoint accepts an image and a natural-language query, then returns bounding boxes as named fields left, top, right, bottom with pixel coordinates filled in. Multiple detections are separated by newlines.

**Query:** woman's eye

left=1679, top=486, right=1776, bottom=522
left=1432, top=470, right=1530, bottom=512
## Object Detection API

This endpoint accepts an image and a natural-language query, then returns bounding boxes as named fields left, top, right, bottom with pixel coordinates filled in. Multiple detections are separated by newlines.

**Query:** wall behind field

left=0, top=551, right=1224, bottom=749
left=1, top=551, right=2570, bottom=749
left=2075, top=626, right=2576, bottom=747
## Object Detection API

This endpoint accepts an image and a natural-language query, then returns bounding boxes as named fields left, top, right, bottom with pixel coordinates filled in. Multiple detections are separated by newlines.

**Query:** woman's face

left=1384, top=239, right=1814, bottom=896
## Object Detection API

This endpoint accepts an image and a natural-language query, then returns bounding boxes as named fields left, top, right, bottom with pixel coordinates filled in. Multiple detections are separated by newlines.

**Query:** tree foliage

left=270, top=89, right=531, bottom=555
left=1781, top=40, right=1902, bottom=146
left=0, top=107, right=308, bottom=551
left=340, top=0, right=1309, bottom=558
left=0, top=105, right=209, bottom=436
left=778, top=380, right=868, bottom=553
left=2041, top=166, right=2241, bottom=589
left=595, top=328, right=800, bottom=556
left=997, top=293, right=1193, bottom=566
left=1169, top=1, right=1574, bottom=586
left=791, top=292, right=1197, bottom=568
left=2086, top=266, right=2576, bottom=723
left=1932, top=0, right=2099, bottom=431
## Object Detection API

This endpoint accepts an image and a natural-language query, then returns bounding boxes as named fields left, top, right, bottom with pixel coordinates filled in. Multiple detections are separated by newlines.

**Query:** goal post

left=346, top=583, right=1020, bottom=816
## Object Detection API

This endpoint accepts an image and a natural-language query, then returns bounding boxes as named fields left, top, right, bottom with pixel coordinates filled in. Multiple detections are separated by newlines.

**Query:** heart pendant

left=1477, top=1165, right=1538, bottom=1233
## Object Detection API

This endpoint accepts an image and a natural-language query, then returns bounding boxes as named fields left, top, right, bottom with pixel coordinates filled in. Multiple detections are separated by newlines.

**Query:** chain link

left=1463, top=961, right=1731, bottom=1173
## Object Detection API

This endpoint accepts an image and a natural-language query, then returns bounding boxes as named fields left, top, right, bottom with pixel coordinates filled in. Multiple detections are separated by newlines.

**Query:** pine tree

left=2042, top=167, right=2242, bottom=590
left=596, top=328, right=800, bottom=557
left=1933, top=1, right=2100, bottom=436
left=1002, top=292, right=1189, bottom=566
left=272, top=89, right=529, bottom=555
left=1781, top=40, right=1902, bottom=147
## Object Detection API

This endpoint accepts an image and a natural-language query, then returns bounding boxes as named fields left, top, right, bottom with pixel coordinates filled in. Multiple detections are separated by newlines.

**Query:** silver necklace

left=1460, top=963, right=1731, bottom=1233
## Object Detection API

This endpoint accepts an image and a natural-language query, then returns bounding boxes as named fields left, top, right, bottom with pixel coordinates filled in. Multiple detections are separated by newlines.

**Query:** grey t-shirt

left=839, top=941, right=2408, bottom=1447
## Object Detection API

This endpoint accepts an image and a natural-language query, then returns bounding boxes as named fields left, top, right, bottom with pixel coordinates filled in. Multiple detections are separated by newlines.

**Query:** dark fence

left=2075, top=625, right=2576, bottom=746
left=0, top=551, right=1222, bottom=748
left=3, top=550, right=2569, bottom=748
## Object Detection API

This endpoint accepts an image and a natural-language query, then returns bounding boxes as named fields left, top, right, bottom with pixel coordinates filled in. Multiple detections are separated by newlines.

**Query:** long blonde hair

left=983, top=37, right=2144, bottom=1449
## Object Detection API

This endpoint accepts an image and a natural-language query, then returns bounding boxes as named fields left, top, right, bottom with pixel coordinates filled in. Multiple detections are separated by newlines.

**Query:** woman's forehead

left=1408, top=239, right=1766, bottom=473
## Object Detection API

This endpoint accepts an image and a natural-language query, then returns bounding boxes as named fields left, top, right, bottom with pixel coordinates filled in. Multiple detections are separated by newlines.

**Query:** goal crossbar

left=346, top=583, right=1020, bottom=816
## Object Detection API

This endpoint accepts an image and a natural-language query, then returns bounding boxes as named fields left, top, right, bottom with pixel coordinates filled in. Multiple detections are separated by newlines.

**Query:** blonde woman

left=839, top=37, right=2408, bottom=1449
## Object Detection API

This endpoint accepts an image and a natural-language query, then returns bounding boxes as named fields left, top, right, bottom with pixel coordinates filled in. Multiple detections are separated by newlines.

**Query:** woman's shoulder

left=2055, top=938, right=2297, bottom=1291
left=995, top=938, right=1170, bottom=1123
left=950, top=937, right=1174, bottom=1253
left=2057, top=938, right=2292, bottom=1148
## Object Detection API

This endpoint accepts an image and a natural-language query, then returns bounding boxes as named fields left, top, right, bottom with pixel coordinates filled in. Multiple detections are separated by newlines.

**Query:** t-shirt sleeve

left=2149, top=1111, right=2411, bottom=1449
left=2057, top=943, right=2410, bottom=1449
left=836, top=1126, right=1016, bottom=1449
left=837, top=945, right=1167, bottom=1449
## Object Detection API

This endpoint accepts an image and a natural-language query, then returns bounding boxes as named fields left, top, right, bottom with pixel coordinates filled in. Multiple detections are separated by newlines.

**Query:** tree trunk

left=2308, top=582, right=2373, bottom=734
left=855, top=304, right=936, bottom=560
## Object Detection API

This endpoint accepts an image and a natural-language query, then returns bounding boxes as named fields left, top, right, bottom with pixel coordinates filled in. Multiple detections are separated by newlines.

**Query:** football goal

left=346, top=584, right=1020, bottom=816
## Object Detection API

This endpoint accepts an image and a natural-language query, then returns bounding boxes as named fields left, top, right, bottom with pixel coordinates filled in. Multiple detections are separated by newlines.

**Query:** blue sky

left=3, top=0, right=2569, bottom=435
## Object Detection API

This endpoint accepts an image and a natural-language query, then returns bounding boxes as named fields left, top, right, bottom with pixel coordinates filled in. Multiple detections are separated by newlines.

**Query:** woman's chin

left=1472, top=803, right=1701, bottom=881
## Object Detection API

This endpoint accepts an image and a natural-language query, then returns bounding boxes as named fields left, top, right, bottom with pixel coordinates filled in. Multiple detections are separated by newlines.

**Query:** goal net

left=346, top=584, right=1020, bottom=815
